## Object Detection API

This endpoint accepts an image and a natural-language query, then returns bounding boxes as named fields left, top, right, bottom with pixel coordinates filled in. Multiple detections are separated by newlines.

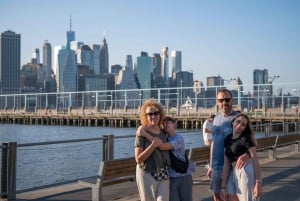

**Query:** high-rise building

left=206, top=75, right=224, bottom=91
left=253, top=69, right=269, bottom=108
left=171, top=50, right=182, bottom=75
left=100, top=37, right=109, bottom=74
left=32, top=48, right=40, bottom=64
left=115, top=65, right=140, bottom=108
left=89, top=44, right=100, bottom=75
left=43, top=41, right=52, bottom=71
left=56, top=48, right=77, bottom=93
left=39, top=41, right=56, bottom=93
left=152, top=53, right=165, bottom=89
left=253, top=69, right=269, bottom=96
left=136, top=51, right=152, bottom=99
left=76, top=45, right=94, bottom=72
left=173, top=71, right=194, bottom=106
left=126, top=55, right=133, bottom=69
left=152, top=53, right=161, bottom=77
left=66, top=16, right=75, bottom=50
left=161, top=46, right=169, bottom=86
left=0, top=30, right=21, bottom=94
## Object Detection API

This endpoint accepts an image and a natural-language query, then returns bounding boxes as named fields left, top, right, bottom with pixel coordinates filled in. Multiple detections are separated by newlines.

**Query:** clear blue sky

left=1, top=0, right=299, bottom=91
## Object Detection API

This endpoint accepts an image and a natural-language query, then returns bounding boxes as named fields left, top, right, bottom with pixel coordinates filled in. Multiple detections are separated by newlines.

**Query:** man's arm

left=206, top=141, right=214, bottom=179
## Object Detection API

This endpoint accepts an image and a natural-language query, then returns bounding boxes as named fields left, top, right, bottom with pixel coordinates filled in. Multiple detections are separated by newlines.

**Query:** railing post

left=264, top=123, right=270, bottom=137
left=1, top=142, right=17, bottom=200
left=284, top=122, right=289, bottom=135
left=102, top=135, right=114, bottom=161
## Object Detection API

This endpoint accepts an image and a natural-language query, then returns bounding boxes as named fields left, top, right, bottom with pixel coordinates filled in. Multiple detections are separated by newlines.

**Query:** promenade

left=12, top=146, right=300, bottom=201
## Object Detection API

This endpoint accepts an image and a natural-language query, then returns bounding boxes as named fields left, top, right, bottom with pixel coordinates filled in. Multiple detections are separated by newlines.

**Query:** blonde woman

left=134, top=99, right=170, bottom=201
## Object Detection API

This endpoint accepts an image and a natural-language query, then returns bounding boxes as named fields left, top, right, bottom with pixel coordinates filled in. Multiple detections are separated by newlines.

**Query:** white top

left=203, top=119, right=213, bottom=141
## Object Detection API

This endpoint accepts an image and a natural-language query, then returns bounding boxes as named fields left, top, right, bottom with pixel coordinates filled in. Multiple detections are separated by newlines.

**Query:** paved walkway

left=12, top=146, right=300, bottom=201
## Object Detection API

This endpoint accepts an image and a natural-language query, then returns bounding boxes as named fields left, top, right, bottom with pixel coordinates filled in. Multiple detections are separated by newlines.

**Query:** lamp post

left=268, top=75, right=280, bottom=108
left=193, top=80, right=201, bottom=112
left=180, top=79, right=183, bottom=106
left=139, top=91, right=142, bottom=108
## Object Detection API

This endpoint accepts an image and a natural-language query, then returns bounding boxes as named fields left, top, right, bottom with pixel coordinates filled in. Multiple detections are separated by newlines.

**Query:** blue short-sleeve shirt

left=211, top=111, right=240, bottom=170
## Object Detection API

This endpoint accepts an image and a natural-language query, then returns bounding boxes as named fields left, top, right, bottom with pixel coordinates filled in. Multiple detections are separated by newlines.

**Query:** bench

left=78, top=157, right=136, bottom=201
left=256, top=134, right=300, bottom=160
left=273, top=134, right=300, bottom=157
left=256, top=136, right=278, bottom=160
left=256, top=136, right=277, bottom=152
left=275, top=134, right=300, bottom=148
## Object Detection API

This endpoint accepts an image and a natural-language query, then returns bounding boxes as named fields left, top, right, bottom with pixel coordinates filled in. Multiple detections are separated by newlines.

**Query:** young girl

left=221, top=113, right=263, bottom=201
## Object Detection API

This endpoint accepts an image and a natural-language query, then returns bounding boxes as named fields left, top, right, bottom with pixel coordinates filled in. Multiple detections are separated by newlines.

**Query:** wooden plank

left=276, top=134, right=300, bottom=147
left=256, top=136, right=277, bottom=151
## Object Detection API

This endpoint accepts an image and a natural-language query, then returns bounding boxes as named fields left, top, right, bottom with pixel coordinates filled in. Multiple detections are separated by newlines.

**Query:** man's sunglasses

left=217, top=98, right=231, bottom=103
left=146, top=111, right=160, bottom=116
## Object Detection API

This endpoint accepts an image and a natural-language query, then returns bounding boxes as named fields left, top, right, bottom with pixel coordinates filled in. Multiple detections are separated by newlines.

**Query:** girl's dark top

left=224, top=133, right=255, bottom=163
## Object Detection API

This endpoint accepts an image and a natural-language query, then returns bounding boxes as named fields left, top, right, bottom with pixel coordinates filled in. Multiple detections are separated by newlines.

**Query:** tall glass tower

left=42, top=40, right=54, bottom=81
left=137, top=52, right=152, bottom=99
left=161, top=46, right=169, bottom=86
left=0, top=30, right=21, bottom=94
left=100, top=37, right=109, bottom=74
left=66, top=16, right=75, bottom=50
left=171, top=50, right=182, bottom=75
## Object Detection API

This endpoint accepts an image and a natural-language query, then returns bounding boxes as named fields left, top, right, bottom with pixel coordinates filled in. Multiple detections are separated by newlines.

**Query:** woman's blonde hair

left=140, top=99, right=165, bottom=126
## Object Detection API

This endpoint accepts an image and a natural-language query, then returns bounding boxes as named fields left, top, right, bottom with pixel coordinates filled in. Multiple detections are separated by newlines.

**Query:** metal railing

left=0, top=122, right=300, bottom=199
left=0, top=82, right=299, bottom=116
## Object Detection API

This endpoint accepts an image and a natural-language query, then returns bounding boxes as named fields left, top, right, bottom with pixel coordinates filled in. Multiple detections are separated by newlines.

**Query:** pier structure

left=0, top=107, right=300, bottom=132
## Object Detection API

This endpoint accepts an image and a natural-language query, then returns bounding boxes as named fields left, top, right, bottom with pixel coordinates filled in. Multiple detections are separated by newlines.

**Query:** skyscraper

left=152, top=53, right=164, bottom=89
left=136, top=51, right=152, bottom=99
left=100, top=37, right=109, bottom=74
left=161, top=46, right=169, bottom=86
left=57, top=48, right=77, bottom=93
left=126, top=55, right=133, bottom=69
left=32, top=48, right=40, bottom=64
left=43, top=41, right=52, bottom=71
left=89, top=44, right=100, bottom=75
left=0, top=30, right=21, bottom=94
left=171, top=50, right=182, bottom=75
left=66, top=16, right=75, bottom=50
left=253, top=69, right=269, bottom=108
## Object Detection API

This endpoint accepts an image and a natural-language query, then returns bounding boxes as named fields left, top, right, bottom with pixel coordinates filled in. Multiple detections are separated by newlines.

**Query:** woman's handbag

left=170, top=151, right=189, bottom=173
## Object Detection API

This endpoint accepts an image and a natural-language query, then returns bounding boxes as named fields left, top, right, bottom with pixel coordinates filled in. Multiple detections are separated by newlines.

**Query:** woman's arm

left=248, top=146, right=263, bottom=199
left=135, top=137, right=162, bottom=164
left=135, top=126, right=162, bottom=163
left=136, top=127, right=174, bottom=151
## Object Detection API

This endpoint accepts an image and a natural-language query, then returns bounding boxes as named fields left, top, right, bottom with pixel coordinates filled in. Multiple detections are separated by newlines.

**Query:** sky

left=1, top=0, right=299, bottom=92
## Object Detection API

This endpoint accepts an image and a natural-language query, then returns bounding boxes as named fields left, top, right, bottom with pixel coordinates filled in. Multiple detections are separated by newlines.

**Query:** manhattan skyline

left=1, top=0, right=299, bottom=90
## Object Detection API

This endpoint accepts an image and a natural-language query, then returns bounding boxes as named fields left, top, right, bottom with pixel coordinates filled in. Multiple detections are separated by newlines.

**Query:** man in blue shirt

left=207, top=89, right=251, bottom=201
